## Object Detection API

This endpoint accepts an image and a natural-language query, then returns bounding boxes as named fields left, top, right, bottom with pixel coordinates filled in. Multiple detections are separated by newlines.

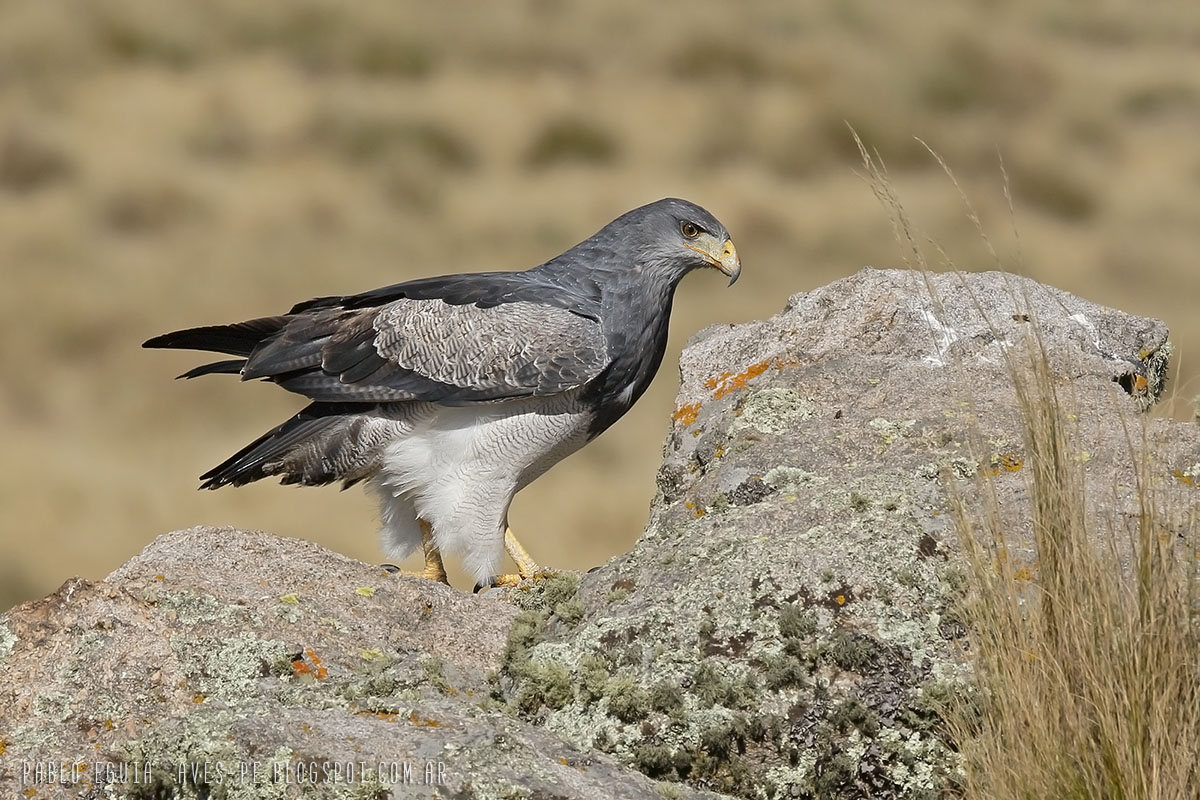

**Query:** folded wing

left=146, top=291, right=611, bottom=405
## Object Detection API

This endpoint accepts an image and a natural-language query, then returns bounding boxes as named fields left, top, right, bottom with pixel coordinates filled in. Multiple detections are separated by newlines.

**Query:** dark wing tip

left=176, top=359, right=246, bottom=380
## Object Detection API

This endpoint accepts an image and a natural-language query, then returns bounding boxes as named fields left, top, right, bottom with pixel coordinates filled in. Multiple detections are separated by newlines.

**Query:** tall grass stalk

left=949, top=334, right=1200, bottom=799
left=853, top=129, right=1200, bottom=799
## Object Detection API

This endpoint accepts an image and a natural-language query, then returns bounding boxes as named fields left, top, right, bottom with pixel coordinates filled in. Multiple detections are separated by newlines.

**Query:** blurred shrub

left=378, top=160, right=443, bottom=215
left=187, top=102, right=255, bottom=161
left=525, top=117, right=618, bottom=168
left=669, top=37, right=771, bottom=83
left=309, top=111, right=475, bottom=172
left=348, top=35, right=436, bottom=78
left=239, top=5, right=435, bottom=78
left=1121, top=82, right=1200, bottom=118
left=1008, top=158, right=1098, bottom=223
left=917, top=33, right=1053, bottom=116
left=100, top=182, right=204, bottom=233
left=0, top=126, right=73, bottom=192
left=805, top=111, right=932, bottom=172
left=90, top=2, right=204, bottom=68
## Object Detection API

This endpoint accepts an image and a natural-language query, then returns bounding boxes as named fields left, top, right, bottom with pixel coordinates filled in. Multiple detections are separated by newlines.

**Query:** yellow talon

left=384, top=519, right=447, bottom=584
left=419, top=518, right=449, bottom=584
left=490, top=527, right=546, bottom=587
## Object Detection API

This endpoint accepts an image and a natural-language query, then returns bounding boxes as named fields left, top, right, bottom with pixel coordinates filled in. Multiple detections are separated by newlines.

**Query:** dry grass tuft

left=859, top=136, right=1200, bottom=800
left=951, top=343, right=1200, bottom=800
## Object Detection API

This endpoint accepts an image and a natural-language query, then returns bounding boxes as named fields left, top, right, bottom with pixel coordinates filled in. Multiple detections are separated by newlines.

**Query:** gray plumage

left=144, top=197, right=740, bottom=584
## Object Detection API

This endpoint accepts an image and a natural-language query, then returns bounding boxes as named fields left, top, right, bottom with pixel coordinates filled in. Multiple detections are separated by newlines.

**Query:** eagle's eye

left=680, top=221, right=701, bottom=239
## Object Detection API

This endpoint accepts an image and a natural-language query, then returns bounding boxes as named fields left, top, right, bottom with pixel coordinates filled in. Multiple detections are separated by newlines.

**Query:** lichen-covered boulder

left=0, top=529, right=718, bottom=799
left=493, top=268, right=1189, bottom=799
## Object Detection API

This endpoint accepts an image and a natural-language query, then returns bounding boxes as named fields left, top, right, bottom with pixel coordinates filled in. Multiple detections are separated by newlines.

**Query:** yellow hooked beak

left=686, top=236, right=742, bottom=286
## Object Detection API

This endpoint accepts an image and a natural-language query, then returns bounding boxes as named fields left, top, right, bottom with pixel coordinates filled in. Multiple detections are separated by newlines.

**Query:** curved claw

left=470, top=528, right=549, bottom=590
left=504, top=527, right=541, bottom=579
left=380, top=519, right=449, bottom=585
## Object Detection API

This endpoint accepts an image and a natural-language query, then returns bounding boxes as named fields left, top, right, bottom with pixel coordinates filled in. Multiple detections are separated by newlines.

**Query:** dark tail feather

left=178, top=359, right=247, bottom=379
left=143, top=316, right=287, bottom=356
left=199, top=402, right=365, bottom=489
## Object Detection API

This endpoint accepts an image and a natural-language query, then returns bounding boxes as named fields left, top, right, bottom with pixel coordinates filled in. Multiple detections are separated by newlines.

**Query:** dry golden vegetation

left=951, top=351, right=1200, bottom=800
left=857, top=133, right=1200, bottom=800
left=2, top=0, right=1200, bottom=608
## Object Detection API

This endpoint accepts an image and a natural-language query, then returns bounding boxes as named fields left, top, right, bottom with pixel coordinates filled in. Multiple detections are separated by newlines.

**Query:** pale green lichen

left=762, top=466, right=827, bottom=496
left=604, top=676, right=650, bottom=722
left=141, top=588, right=246, bottom=627
left=606, top=586, right=631, bottom=604
left=170, top=632, right=292, bottom=702
left=0, top=622, right=15, bottom=663
left=510, top=498, right=969, bottom=797
left=121, top=725, right=297, bottom=800
left=419, top=657, right=455, bottom=696
left=32, top=691, right=73, bottom=722
left=868, top=417, right=916, bottom=447
left=730, top=387, right=815, bottom=435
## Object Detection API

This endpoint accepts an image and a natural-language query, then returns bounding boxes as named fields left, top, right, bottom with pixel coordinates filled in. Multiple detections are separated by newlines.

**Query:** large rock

left=516, top=267, right=1194, bottom=799
left=0, top=528, right=715, bottom=799
left=2, top=268, right=1196, bottom=800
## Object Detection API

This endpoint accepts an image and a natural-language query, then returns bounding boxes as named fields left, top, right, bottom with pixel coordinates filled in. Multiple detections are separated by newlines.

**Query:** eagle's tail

left=200, top=402, right=379, bottom=490
left=142, top=316, right=287, bottom=379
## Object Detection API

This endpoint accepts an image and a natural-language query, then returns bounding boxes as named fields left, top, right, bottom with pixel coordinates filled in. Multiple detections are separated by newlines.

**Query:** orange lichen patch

left=191, top=692, right=205, bottom=704
left=684, top=501, right=707, bottom=518
left=705, top=360, right=771, bottom=399
left=292, top=647, right=328, bottom=680
left=994, top=551, right=1037, bottom=582
left=673, top=402, right=701, bottom=427
left=986, top=452, right=1024, bottom=475
left=0, top=738, right=7, bottom=756
left=999, top=453, right=1024, bottom=472
left=370, top=710, right=398, bottom=721
left=835, top=595, right=846, bottom=606
left=409, top=712, right=441, bottom=727
left=1132, top=374, right=1149, bottom=393
left=703, top=358, right=799, bottom=400
left=1174, top=470, right=1195, bottom=487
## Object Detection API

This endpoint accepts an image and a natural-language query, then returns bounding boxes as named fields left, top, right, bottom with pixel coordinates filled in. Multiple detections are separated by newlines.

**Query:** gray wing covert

left=264, top=299, right=610, bottom=404
left=374, top=300, right=608, bottom=395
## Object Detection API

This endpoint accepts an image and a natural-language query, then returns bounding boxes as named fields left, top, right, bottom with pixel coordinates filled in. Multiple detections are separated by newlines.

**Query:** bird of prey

left=144, top=198, right=740, bottom=588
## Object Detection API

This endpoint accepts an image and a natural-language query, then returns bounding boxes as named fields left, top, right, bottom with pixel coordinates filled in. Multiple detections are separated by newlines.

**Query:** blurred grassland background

left=2, top=0, right=1199, bottom=609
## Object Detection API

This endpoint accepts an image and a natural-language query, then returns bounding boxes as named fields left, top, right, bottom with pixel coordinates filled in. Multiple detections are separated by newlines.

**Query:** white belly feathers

left=370, top=390, right=594, bottom=583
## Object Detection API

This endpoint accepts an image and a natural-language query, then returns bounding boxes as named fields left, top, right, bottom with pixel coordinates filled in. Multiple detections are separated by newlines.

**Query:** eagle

left=144, top=198, right=740, bottom=588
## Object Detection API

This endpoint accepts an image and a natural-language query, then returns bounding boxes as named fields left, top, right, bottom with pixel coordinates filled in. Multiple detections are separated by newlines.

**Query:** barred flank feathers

left=198, top=402, right=365, bottom=489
